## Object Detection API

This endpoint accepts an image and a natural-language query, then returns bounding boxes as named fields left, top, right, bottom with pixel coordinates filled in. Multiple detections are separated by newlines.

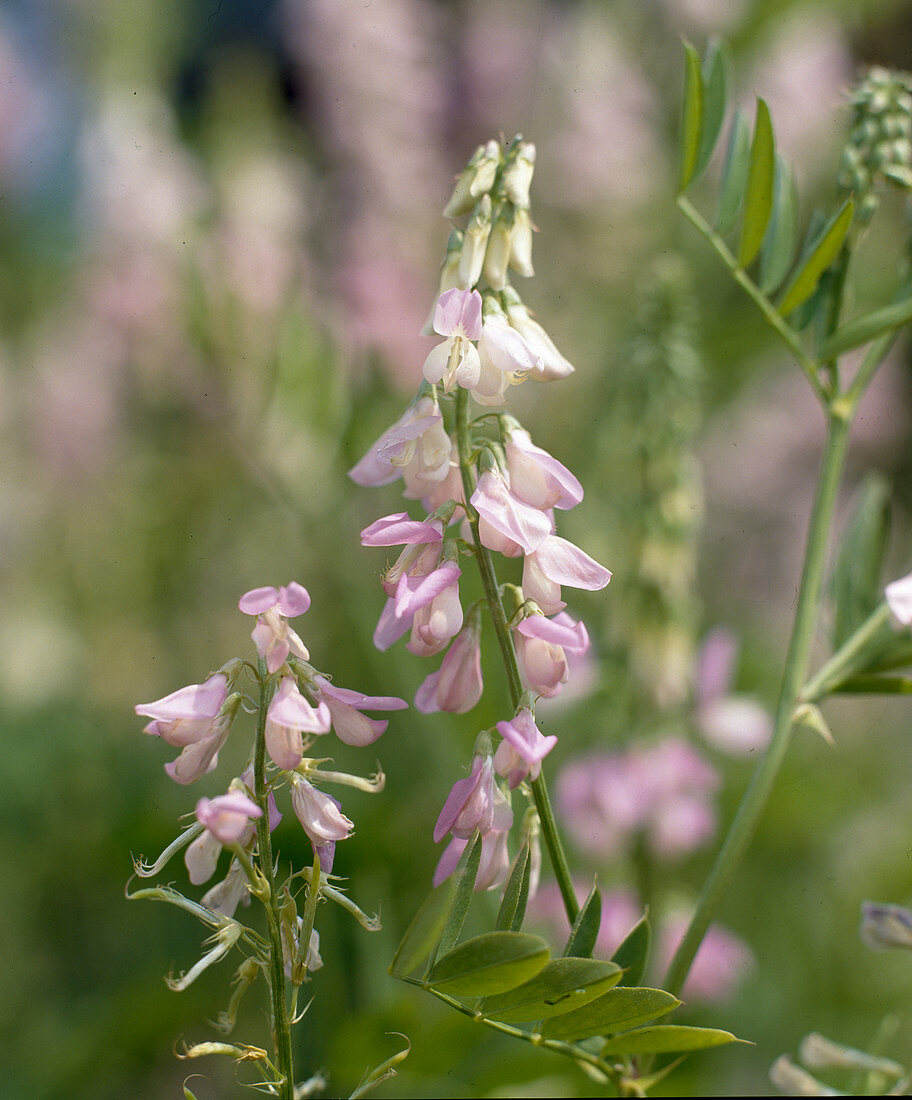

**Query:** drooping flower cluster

left=135, top=583, right=407, bottom=907
left=350, top=137, right=609, bottom=892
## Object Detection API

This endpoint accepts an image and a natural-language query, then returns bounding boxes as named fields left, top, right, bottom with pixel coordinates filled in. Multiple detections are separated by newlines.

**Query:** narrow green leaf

left=563, top=879, right=601, bottom=959
left=495, top=840, right=531, bottom=932
left=427, top=931, right=549, bottom=997
left=694, top=39, right=729, bottom=180
left=481, top=957, right=622, bottom=1023
left=759, top=157, right=797, bottom=294
left=778, top=198, right=853, bottom=315
left=678, top=41, right=704, bottom=192
left=601, top=1024, right=742, bottom=1055
left=737, top=98, right=776, bottom=268
left=541, top=986, right=679, bottom=1041
left=819, top=292, right=912, bottom=359
left=831, top=474, right=891, bottom=649
left=611, top=911, right=651, bottom=987
left=832, top=674, right=912, bottom=694
left=716, top=111, right=751, bottom=235
left=435, top=831, right=481, bottom=960
left=389, top=877, right=458, bottom=979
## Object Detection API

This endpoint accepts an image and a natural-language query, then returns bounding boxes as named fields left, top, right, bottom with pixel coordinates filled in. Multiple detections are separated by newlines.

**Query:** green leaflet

left=389, top=877, right=458, bottom=979
left=435, top=831, right=482, bottom=960
left=819, top=292, right=912, bottom=359
left=737, top=99, right=775, bottom=268
left=481, top=957, right=622, bottom=1024
left=540, top=986, right=679, bottom=1041
left=495, top=840, right=531, bottom=932
left=693, top=39, right=729, bottom=181
left=611, top=910, right=651, bottom=987
left=778, top=199, right=853, bottom=316
left=426, top=931, right=550, bottom=996
left=830, top=474, right=891, bottom=650
left=759, top=157, right=797, bottom=294
left=562, top=879, right=601, bottom=959
left=716, top=111, right=751, bottom=236
left=678, top=41, right=704, bottom=192
left=600, top=1024, right=743, bottom=1055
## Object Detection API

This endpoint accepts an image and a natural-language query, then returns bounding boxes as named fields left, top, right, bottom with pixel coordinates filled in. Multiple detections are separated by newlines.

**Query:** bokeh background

left=5, top=0, right=912, bottom=1096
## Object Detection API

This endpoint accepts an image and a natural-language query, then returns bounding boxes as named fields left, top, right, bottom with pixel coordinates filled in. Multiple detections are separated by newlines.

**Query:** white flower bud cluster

left=839, top=67, right=912, bottom=224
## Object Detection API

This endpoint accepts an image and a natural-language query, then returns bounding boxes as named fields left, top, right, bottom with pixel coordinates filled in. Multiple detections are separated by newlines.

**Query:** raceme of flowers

left=135, top=583, right=407, bottom=911
left=350, top=137, right=610, bottom=893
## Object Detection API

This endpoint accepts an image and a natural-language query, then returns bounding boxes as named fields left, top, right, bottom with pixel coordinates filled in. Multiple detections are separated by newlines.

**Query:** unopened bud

left=444, top=144, right=485, bottom=219
left=484, top=205, right=513, bottom=291
left=458, top=194, right=493, bottom=289
left=502, top=141, right=536, bottom=207
left=861, top=900, right=912, bottom=949
left=769, top=1054, right=837, bottom=1096
left=509, top=206, right=535, bottom=278
left=799, top=1032, right=905, bottom=1078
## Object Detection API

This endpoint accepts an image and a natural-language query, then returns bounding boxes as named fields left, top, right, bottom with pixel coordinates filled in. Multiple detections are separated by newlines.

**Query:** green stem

left=253, top=659, right=295, bottom=1099
left=676, top=195, right=826, bottom=403
left=800, top=601, right=892, bottom=703
left=663, top=407, right=851, bottom=996
left=454, top=387, right=579, bottom=924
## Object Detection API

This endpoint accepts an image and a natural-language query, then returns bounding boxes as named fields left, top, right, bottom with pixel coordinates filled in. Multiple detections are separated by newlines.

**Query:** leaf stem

left=663, top=407, right=851, bottom=996
left=454, top=387, right=579, bottom=924
left=253, top=659, right=295, bottom=1099
left=676, top=194, right=826, bottom=403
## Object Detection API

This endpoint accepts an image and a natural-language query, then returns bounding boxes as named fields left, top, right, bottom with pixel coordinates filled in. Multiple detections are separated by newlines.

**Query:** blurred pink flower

left=657, top=915, right=753, bottom=1003
left=694, top=627, right=772, bottom=755
left=556, top=737, right=719, bottom=862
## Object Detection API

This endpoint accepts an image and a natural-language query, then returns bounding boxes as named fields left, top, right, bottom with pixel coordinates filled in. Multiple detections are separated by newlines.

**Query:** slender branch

left=454, top=387, right=579, bottom=924
left=676, top=194, right=826, bottom=403
left=407, top=978, right=613, bottom=1080
left=253, top=659, right=295, bottom=1099
left=663, top=408, right=852, bottom=996
left=800, top=601, right=892, bottom=703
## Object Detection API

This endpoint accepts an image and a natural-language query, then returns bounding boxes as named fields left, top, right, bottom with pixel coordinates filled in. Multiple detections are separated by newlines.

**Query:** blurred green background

left=5, top=0, right=912, bottom=1095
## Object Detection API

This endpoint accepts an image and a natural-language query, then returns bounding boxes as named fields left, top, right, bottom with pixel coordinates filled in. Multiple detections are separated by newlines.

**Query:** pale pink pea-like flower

left=522, top=534, right=612, bottom=616
left=494, top=708, right=558, bottom=788
left=473, top=310, right=542, bottom=406
left=265, top=676, right=331, bottom=770
left=195, top=790, right=263, bottom=845
left=423, top=288, right=483, bottom=393
left=239, top=583, right=311, bottom=673
left=434, top=752, right=497, bottom=843
left=503, top=426, right=583, bottom=512
left=513, top=611, right=590, bottom=698
left=471, top=467, right=553, bottom=555
left=290, top=774, right=353, bottom=872
left=135, top=673, right=229, bottom=746
left=311, top=674, right=407, bottom=747
left=360, top=511, right=443, bottom=548
left=433, top=783, right=514, bottom=890
left=415, top=616, right=483, bottom=713
left=348, top=395, right=446, bottom=488
left=372, top=555, right=462, bottom=653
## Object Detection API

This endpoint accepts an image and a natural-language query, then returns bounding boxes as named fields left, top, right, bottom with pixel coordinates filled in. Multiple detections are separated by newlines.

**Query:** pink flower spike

left=504, top=428, right=583, bottom=511
left=135, top=674, right=228, bottom=748
left=434, top=754, right=496, bottom=843
left=360, top=512, right=444, bottom=547
left=471, top=469, right=552, bottom=554
left=433, top=288, right=483, bottom=340
left=265, top=677, right=332, bottom=771
left=239, top=583, right=311, bottom=618
left=494, top=709, right=558, bottom=788
left=196, top=791, right=263, bottom=846
left=886, top=570, right=912, bottom=626
left=312, top=675, right=407, bottom=748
